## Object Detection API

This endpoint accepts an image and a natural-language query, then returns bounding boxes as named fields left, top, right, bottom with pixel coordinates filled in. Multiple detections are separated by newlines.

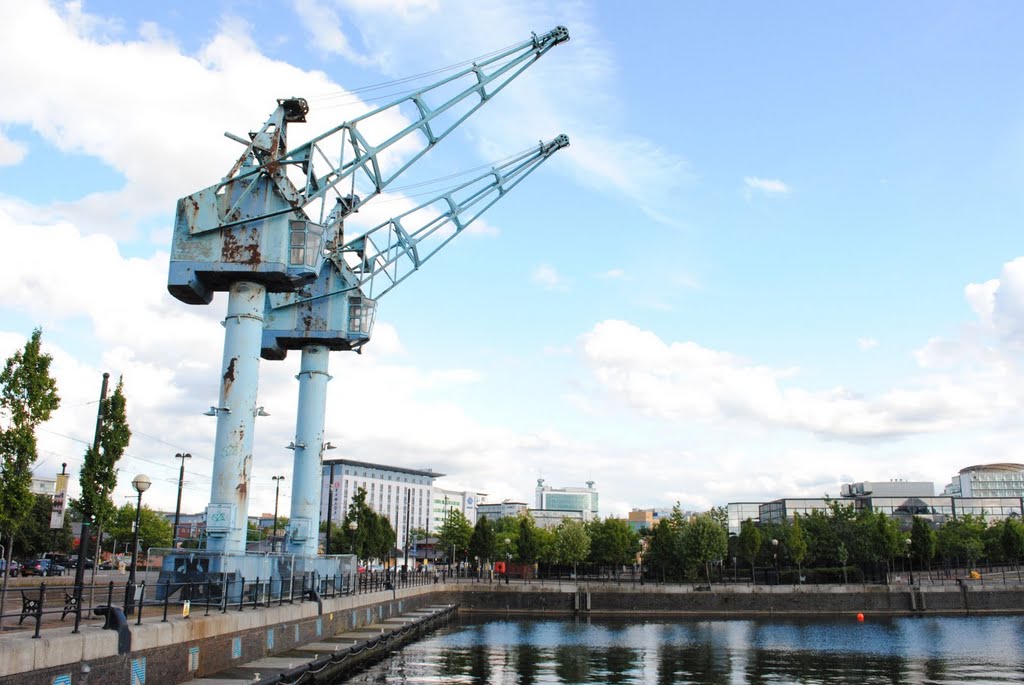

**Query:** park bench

left=19, top=590, right=40, bottom=624
left=61, top=590, right=79, bottom=621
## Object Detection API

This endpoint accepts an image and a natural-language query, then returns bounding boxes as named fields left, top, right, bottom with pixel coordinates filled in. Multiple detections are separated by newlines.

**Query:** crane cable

left=305, top=39, right=523, bottom=105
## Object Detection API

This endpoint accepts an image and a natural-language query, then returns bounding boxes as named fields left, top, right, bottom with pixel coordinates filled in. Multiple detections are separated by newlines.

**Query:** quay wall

left=450, top=581, right=1024, bottom=616
left=4, top=582, right=1024, bottom=684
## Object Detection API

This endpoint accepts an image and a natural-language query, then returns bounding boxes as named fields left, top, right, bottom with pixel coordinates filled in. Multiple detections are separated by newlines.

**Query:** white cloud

left=291, top=0, right=372, bottom=65
left=579, top=319, right=1018, bottom=441
left=598, top=268, right=625, bottom=280
left=0, top=130, right=27, bottom=166
left=744, top=176, right=790, bottom=195
left=858, top=337, right=879, bottom=350
left=531, top=264, right=567, bottom=291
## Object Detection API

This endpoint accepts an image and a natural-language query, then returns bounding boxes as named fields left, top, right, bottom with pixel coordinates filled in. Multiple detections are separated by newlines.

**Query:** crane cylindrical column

left=286, top=345, right=331, bottom=557
left=206, top=281, right=265, bottom=554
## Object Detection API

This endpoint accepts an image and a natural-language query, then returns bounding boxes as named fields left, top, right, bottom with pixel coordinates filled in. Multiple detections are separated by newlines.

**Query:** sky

left=2, top=1, right=1024, bottom=522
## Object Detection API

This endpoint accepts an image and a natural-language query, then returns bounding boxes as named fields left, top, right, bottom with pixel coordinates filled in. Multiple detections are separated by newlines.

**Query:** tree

left=588, top=517, right=641, bottom=575
left=0, top=329, right=61, bottom=575
left=342, top=487, right=396, bottom=564
left=106, top=503, right=172, bottom=554
left=1001, top=517, right=1024, bottom=568
left=516, top=513, right=541, bottom=576
left=554, top=519, right=590, bottom=577
left=684, top=512, right=728, bottom=587
left=437, top=509, right=473, bottom=563
left=707, top=505, right=729, bottom=532
left=788, top=514, right=808, bottom=583
left=645, top=518, right=683, bottom=581
left=469, top=516, right=497, bottom=565
left=13, top=493, right=74, bottom=557
left=73, top=376, right=131, bottom=533
left=937, top=514, right=986, bottom=569
left=737, top=519, right=762, bottom=583
left=909, top=516, right=937, bottom=570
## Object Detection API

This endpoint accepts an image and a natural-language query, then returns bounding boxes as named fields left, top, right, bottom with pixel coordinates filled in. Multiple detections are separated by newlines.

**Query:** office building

left=942, top=463, right=1024, bottom=499
left=432, top=487, right=485, bottom=526
left=478, top=500, right=529, bottom=520
left=535, top=478, right=599, bottom=521
left=321, top=459, right=440, bottom=553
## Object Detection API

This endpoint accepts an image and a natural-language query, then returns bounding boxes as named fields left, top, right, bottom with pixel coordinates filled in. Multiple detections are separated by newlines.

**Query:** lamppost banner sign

left=50, top=472, right=70, bottom=529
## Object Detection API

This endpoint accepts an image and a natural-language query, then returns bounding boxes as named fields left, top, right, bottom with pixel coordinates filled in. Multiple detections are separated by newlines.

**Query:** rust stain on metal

left=220, top=227, right=262, bottom=266
left=223, top=357, right=237, bottom=396
left=236, top=457, right=249, bottom=498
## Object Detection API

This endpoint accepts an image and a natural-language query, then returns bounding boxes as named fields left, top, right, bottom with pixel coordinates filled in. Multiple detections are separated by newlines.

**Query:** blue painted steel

left=166, top=27, right=568, bottom=563
left=205, top=281, right=265, bottom=554
left=286, top=345, right=331, bottom=557
left=167, top=27, right=568, bottom=306
left=261, top=135, right=569, bottom=359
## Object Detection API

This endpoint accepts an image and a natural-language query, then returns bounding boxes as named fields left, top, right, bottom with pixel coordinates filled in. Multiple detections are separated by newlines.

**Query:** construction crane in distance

left=166, top=26, right=570, bottom=557
left=265, top=135, right=570, bottom=556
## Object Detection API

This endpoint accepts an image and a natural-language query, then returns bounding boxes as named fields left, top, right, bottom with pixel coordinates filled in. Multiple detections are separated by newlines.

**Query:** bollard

left=163, top=580, right=171, bottom=622
left=137, top=581, right=146, bottom=626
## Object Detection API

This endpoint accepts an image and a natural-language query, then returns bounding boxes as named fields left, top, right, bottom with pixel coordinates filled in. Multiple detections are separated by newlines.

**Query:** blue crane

left=167, top=27, right=569, bottom=555
left=264, top=135, right=569, bottom=556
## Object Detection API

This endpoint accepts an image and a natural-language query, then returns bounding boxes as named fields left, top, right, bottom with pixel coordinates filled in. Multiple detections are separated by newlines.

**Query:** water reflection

left=342, top=615, right=1024, bottom=684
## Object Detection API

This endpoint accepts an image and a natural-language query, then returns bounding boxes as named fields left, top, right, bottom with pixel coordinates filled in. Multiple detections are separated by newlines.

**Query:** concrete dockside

left=2, top=580, right=1023, bottom=684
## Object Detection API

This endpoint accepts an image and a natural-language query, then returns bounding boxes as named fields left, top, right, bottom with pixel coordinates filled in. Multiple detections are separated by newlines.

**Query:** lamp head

left=348, top=520, right=358, bottom=531
left=132, top=474, right=152, bottom=493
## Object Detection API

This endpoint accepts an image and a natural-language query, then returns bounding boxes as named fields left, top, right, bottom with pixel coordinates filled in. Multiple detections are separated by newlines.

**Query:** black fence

left=0, top=567, right=437, bottom=639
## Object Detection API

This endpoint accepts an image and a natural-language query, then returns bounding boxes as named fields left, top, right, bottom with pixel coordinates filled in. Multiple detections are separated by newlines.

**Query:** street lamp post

left=172, top=453, right=191, bottom=547
left=771, top=538, right=779, bottom=585
left=271, top=475, right=285, bottom=553
left=348, top=520, right=358, bottom=556
left=125, top=474, right=151, bottom=615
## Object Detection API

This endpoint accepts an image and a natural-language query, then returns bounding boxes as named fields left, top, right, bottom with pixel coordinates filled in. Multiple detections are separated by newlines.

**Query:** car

left=98, top=559, right=116, bottom=570
left=22, top=559, right=65, bottom=577
left=0, top=559, right=20, bottom=576
left=67, top=556, right=94, bottom=570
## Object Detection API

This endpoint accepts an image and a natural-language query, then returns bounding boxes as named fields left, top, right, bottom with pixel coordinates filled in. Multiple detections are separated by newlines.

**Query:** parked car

left=0, top=559, right=20, bottom=576
left=22, top=559, right=66, bottom=577
left=67, top=556, right=94, bottom=570
left=98, top=558, right=116, bottom=571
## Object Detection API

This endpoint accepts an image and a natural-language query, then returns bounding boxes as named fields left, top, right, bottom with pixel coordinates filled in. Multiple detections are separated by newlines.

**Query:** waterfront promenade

left=3, top=574, right=1024, bottom=685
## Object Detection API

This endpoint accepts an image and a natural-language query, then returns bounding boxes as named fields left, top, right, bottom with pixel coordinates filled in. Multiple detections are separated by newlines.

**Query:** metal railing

left=0, top=567, right=438, bottom=638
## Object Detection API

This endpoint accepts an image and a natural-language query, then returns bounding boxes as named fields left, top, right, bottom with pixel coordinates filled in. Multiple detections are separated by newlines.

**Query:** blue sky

left=1, top=1, right=1023, bottom=519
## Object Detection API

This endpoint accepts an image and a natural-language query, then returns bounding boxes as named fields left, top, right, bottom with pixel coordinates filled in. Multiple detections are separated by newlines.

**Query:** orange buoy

left=857, top=613, right=865, bottom=622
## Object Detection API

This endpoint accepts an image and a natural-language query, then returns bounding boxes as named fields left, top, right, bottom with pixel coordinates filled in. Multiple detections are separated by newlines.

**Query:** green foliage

left=737, top=518, right=762, bottom=576
left=106, top=502, right=172, bottom=551
left=437, top=508, right=473, bottom=561
left=936, top=514, right=986, bottom=565
left=587, top=517, right=641, bottom=568
left=645, top=518, right=685, bottom=580
left=516, top=513, right=541, bottom=565
left=707, top=505, right=728, bottom=531
left=553, top=519, right=591, bottom=569
left=0, top=329, right=60, bottom=544
left=343, top=487, right=396, bottom=562
left=1000, top=517, right=1024, bottom=565
left=788, top=514, right=808, bottom=568
left=73, top=376, right=131, bottom=529
left=684, top=512, right=728, bottom=584
left=13, top=493, right=74, bottom=557
left=909, top=516, right=936, bottom=567
left=469, top=516, right=497, bottom=562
